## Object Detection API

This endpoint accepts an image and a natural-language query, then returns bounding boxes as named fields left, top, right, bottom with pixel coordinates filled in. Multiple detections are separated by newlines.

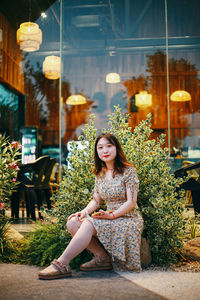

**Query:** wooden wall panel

left=0, top=12, right=24, bottom=94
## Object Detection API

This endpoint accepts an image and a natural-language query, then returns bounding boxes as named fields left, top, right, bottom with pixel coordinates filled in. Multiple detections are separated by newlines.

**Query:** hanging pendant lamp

left=17, top=22, right=42, bottom=52
left=43, top=56, right=61, bottom=80
left=66, top=94, right=87, bottom=105
left=170, top=90, right=191, bottom=102
left=135, top=91, right=152, bottom=109
left=106, top=72, right=120, bottom=83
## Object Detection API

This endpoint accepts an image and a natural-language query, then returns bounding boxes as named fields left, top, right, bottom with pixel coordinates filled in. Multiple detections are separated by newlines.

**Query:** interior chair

left=182, top=161, right=199, bottom=206
left=11, top=155, right=50, bottom=220
left=49, top=163, right=61, bottom=195
left=174, top=161, right=200, bottom=216
left=35, top=157, right=57, bottom=213
left=11, top=163, right=36, bottom=220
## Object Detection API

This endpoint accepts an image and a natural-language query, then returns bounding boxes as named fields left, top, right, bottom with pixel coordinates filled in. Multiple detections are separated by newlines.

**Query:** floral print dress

left=89, top=166, right=143, bottom=272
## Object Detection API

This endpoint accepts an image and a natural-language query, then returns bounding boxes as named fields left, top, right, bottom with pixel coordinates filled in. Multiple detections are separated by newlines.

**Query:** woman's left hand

left=92, top=209, right=114, bottom=219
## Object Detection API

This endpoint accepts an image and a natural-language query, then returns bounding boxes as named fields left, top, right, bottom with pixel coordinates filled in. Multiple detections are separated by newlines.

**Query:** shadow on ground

left=0, top=264, right=167, bottom=300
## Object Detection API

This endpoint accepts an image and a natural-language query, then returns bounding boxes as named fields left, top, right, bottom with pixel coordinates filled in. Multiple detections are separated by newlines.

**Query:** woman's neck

left=105, top=163, right=115, bottom=171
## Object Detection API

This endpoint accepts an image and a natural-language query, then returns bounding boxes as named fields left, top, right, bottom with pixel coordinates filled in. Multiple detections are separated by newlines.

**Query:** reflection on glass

left=170, top=90, right=191, bottom=102
left=16, top=22, right=42, bottom=52
left=43, top=56, right=61, bottom=79
left=66, top=94, right=87, bottom=105
left=0, top=0, right=199, bottom=171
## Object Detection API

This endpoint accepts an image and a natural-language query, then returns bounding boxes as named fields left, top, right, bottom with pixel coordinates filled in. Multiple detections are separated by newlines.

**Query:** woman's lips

left=103, top=155, right=109, bottom=158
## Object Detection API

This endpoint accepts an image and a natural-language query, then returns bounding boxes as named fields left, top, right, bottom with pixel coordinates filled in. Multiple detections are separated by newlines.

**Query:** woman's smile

left=97, top=137, right=117, bottom=164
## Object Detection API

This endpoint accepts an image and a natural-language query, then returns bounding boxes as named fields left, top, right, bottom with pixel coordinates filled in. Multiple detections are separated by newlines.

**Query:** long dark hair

left=94, top=133, right=132, bottom=176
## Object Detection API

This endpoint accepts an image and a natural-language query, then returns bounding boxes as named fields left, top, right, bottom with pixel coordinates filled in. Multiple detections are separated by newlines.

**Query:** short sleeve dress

left=89, top=166, right=143, bottom=272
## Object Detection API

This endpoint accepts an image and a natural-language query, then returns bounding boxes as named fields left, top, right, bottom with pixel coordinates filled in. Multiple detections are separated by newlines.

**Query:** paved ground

left=1, top=264, right=200, bottom=300
left=118, top=270, right=200, bottom=300
left=3, top=211, right=200, bottom=300
left=0, top=264, right=166, bottom=300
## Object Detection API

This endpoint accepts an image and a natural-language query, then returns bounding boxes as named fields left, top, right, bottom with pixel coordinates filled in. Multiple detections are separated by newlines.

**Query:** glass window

left=0, top=0, right=199, bottom=170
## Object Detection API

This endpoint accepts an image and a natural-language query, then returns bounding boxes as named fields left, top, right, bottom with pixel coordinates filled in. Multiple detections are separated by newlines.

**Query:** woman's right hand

left=67, top=210, right=87, bottom=221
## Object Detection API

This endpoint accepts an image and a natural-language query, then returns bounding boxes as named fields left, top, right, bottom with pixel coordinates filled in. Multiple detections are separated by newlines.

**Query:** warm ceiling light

left=135, top=91, right=152, bottom=109
left=16, top=22, right=42, bottom=52
left=170, top=90, right=191, bottom=102
left=106, top=73, right=120, bottom=83
left=66, top=94, right=87, bottom=105
left=43, top=56, right=61, bottom=80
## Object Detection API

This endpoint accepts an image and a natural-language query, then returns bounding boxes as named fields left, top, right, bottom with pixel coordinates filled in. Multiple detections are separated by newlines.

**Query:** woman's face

left=96, top=137, right=117, bottom=164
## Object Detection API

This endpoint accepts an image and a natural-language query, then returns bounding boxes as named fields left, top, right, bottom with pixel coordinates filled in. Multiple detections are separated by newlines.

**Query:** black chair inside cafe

left=11, top=155, right=52, bottom=220
left=174, top=160, right=200, bottom=216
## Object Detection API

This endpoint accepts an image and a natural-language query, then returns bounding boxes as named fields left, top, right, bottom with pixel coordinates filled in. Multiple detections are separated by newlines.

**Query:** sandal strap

left=84, top=256, right=110, bottom=268
left=51, top=259, right=70, bottom=273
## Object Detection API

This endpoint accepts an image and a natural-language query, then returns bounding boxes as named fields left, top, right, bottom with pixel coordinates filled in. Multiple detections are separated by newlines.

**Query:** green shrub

left=0, top=215, right=15, bottom=262
left=48, top=106, right=186, bottom=266
left=9, top=223, right=91, bottom=269
left=0, top=135, right=21, bottom=210
left=184, top=214, right=200, bottom=240
left=25, top=223, right=69, bottom=266
left=50, top=115, right=97, bottom=226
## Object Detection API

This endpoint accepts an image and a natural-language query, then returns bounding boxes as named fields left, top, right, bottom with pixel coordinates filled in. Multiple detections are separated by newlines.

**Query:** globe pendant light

left=43, top=56, right=61, bottom=80
left=16, top=22, right=42, bottom=52
left=106, top=72, right=120, bottom=83
left=170, top=90, right=191, bottom=102
left=66, top=94, right=87, bottom=105
left=135, top=91, right=152, bottom=109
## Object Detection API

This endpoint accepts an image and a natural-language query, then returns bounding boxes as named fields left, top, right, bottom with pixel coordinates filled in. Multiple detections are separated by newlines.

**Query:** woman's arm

left=93, top=188, right=137, bottom=219
left=112, top=188, right=137, bottom=218
left=83, top=192, right=102, bottom=214
left=68, top=192, right=102, bottom=221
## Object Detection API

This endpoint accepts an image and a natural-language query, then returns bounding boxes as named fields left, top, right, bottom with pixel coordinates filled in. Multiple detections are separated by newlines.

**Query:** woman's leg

left=66, top=217, right=110, bottom=260
left=39, top=219, right=111, bottom=278
left=39, top=220, right=96, bottom=278
left=58, top=220, right=97, bottom=265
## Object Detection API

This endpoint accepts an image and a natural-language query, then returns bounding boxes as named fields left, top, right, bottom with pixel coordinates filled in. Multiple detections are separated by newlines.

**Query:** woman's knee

left=66, top=217, right=81, bottom=235
left=80, top=219, right=96, bottom=235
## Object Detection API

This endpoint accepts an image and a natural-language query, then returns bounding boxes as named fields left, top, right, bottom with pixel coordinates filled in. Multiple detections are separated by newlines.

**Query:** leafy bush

left=25, top=223, right=69, bottom=266
left=50, top=115, right=97, bottom=226
left=0, top=134, right=21, bottom=210
left=48, top=106, right=186, bottom=266
left=184, top=214, right=200, bottom=240
left=0, top=135, right=22, bottom=263
left=8, top=223, right=91, bottom=269
left=0, top=215, right=14, bottom=262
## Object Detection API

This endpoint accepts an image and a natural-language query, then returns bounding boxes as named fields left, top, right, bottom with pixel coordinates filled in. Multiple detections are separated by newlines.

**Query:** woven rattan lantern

left=106, top=73, right=120, bottom=83
left=170, top=90, right=191, bottom=102
left=66, top=94, right=87, bottom=105
left=17, top=22, right=42, bottom=52
left=43, top=56, right=61, bottom=80
left=135, top=91, right=152, bottom=109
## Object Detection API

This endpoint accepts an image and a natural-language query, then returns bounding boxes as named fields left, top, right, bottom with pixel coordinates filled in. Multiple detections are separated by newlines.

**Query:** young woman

left=38, top=133, right=143, bottom=280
